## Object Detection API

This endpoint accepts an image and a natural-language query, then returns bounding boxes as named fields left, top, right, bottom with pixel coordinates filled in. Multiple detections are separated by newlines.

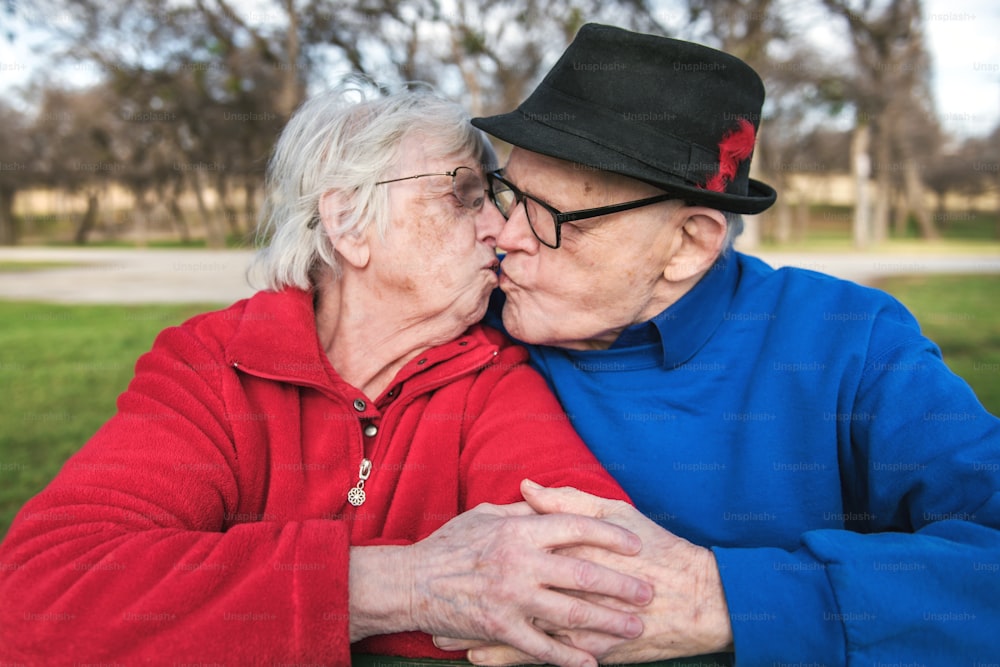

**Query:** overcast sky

left=0, top=1, right=998, bottom=139
left=922, top=0, right=1000, bottom=137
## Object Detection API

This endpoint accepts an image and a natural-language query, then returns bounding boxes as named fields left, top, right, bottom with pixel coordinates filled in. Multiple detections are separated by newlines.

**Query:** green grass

left=0, top=277, right=998, bottom=540
left=41, top=234, right=253, bottom=249
left=877, top=274, right=1000, bottom=415
left=758, top=204, right=1000, bottom=251
left=0, top=301, right=224, bottom=538
left=17, top=209, right=255, bottom=249
left=0, top=261, right=88, bottom=272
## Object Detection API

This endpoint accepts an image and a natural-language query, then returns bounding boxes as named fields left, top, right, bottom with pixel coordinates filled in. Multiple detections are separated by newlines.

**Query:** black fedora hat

left=472, top=23, right=776, bottom=214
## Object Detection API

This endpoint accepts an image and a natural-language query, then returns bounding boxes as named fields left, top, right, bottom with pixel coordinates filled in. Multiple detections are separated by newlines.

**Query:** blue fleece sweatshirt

left=487, top=251, right=1000, bottom=666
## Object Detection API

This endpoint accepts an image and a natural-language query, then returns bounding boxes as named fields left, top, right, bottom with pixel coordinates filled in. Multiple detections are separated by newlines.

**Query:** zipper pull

left=347, top=458, right=372, bottom=507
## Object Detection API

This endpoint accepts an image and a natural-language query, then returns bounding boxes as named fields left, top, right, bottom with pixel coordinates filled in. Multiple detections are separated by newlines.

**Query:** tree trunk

left=892, top=186, right=908, bottom=237
left=453, top=17, right=483, bottom=117
left=902, top=147, right=938, bottom=239
left=74, top=192, right=100, bottom=245
left=774, top=185, right=792, bottom=244
left=739, top=214, right=760, bottom=251
left=0, top=187, right=17, bottom=246
left=189, top=170, right=226, bottom=249
left=934, top=191, right=946, bottom=230
left=168, top=197, right=192, bottom=243
left=795, top=193, right=809, bottom=243
left=279, top=0, right=301, bottom=118
left=216, top=174, right=241, bottom=236
left=995, top=173, right=1000, bottom=239
left=872, top=124, right=891, bottom=245
left=133, top=194, right=150, bottom=248
left=244, top=180, right=258, bottom=233
left=851, top=124, right=871, bottom=249
left=738, top=146, right=765, bottom=251
left=163, top=181, right=192, bottom=243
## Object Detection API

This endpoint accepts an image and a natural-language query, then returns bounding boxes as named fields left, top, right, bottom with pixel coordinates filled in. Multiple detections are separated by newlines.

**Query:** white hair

left=248, top=83, right=495, bottom=291
left=722, top=210, right=744, bottom=252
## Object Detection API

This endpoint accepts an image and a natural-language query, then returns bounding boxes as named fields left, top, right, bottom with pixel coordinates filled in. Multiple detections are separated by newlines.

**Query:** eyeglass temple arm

left=554, top=193, right=676, bottom=224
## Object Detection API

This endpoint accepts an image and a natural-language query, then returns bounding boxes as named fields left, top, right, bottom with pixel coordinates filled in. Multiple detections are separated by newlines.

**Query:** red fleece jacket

left=0, top=288, right=629, bottom=666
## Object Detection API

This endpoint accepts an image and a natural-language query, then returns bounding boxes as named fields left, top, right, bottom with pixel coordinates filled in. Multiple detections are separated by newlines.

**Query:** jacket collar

left=614, top=250, right=740, bottom=368
left=224, top=288, right=500, bottom=400
left=224, top=287, right=331, bottom=389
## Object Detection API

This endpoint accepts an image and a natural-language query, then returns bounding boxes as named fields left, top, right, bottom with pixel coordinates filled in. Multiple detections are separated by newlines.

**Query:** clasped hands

left=413, top=480, right=733, bottom=667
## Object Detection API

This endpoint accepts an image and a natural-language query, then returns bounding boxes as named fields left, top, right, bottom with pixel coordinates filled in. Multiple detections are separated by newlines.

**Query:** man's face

left=496, top=148, right=683, bottom=350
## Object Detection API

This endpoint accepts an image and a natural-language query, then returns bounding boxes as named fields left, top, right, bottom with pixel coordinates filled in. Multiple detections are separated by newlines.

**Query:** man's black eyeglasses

left=486, top=171, right=675, bottom=249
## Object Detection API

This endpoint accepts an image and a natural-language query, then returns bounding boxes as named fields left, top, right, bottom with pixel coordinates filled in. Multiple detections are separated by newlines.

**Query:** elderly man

left=436, top=23, right=1000, bottom=666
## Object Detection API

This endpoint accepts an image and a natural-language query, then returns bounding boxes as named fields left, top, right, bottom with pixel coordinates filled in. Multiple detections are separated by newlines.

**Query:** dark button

left=458, top=341, right=468, bottom=346
left=387, top=388, right=397, bottom=398
left=363, top=424, right=378, bottom=437
left=353, top=398, right=366, bottom=411
left=416, top=358, right=427, bottom=365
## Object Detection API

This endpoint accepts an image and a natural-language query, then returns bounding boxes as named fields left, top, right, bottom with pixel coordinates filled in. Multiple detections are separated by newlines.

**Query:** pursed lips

left=496, top=264, right=519, bottom=289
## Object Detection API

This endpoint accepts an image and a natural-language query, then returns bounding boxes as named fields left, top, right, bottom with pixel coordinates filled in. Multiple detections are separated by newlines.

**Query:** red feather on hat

left=703, top=119, right=756, bottom=193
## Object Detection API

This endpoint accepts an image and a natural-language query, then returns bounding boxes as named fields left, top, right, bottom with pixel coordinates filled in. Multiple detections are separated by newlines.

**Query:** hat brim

left=473, top=111, right=777, bottom=215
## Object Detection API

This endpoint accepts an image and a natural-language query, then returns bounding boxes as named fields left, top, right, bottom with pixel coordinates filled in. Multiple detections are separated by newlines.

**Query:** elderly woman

left=0, top=88, right=652, bottom=667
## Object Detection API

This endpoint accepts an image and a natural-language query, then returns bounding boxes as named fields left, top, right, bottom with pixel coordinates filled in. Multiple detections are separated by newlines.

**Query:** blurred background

left=0, top=0, right=998, bottom=534
left=0, top=0, right=998, bottom=249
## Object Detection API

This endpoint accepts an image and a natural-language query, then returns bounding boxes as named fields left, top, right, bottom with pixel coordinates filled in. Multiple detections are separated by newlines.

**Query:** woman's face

left=366, top=138, right=505, bottom=334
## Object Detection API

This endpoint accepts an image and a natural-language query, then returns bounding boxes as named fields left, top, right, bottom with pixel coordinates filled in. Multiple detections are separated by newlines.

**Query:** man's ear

left=663, top=206, right=727, bottom=282
left=320, top=190, right=370, bottom=270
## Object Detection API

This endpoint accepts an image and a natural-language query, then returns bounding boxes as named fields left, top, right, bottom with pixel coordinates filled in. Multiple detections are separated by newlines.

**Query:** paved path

left=1, top=246, right=999, bottom=304
left=750, top=250, right=1000, bottom=284
left=0, top=248, right=258, bottom=304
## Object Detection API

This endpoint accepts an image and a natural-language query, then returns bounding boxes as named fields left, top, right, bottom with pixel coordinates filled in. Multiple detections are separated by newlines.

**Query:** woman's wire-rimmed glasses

left=375, top=166, right=488, bottom=211
left=307, top=167, right=488, bottom=229
left=486, top=171, right=675, bottom=249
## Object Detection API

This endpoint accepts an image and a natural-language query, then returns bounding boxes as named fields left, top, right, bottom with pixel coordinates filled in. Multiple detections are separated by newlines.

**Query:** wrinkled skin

left=350, top=483, right=656, bottom=667
left=433, top=482, right=734, bottom=665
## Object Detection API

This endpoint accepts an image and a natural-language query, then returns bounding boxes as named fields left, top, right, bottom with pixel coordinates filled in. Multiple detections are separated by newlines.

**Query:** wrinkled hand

left=434, top=480, right=734, bottom=665
left=406, top=490, right=655, bottom=667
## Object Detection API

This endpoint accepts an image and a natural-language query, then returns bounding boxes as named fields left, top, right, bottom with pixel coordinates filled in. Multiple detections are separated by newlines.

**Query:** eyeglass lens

left=489, top=176, right=557, bottom=247
left=453, top=167, right=487, bottom=211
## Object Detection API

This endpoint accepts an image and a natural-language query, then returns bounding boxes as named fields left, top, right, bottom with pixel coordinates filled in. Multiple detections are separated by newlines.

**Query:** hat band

left=518, top=85, right=722, bottom=187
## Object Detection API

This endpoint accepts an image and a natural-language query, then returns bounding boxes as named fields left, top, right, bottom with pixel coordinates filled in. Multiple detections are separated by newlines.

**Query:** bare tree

left=16, top=0, right=967, bottom=250
left=951, top=126, right=1000, bottom=238
left=298, top=0, right=661, bottom=115
left=0, top=101, right=34, bottom=245
left=822, top=0, right=939, bottom=245
left=755, top=39, right=852, bottom=245
left=28, top=86, right=126, bottom=244
left=20, top=0, right=291, bottom=246
left=989, top=126, right=1000, bottom=239
left=21, top=0, right=637, bottom=244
